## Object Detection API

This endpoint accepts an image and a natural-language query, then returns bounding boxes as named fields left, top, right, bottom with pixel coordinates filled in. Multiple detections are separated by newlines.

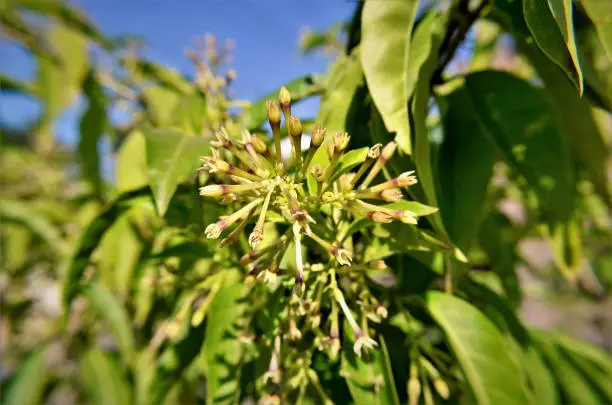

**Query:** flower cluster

left=198, top=87, right=424, bottom=362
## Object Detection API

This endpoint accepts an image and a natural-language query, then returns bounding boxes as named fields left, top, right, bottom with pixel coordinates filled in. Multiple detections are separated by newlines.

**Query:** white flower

left=205, top=223, right=222, bottom=239
left=353, top=336, right=378, bottom=357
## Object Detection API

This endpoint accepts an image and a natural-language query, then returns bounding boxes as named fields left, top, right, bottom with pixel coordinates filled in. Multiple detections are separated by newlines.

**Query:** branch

left=432, top=0, right=490, bottom=85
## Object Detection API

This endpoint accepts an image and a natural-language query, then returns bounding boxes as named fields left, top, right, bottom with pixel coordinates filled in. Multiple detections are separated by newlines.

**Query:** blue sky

left=1, top=0, right=356, bottom=147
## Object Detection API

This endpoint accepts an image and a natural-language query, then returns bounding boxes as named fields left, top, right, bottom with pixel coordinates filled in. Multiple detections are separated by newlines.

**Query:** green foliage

left=2, top=0, right=612, bottom=404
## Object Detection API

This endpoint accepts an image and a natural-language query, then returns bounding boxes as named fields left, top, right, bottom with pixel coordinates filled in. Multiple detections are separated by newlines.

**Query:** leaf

left=520, top=40, right=611, bottom=207
left=581, top=0, right=612, bottom=62
left=462, top=71, right=575, bottom=225
left=383, top=200, right=439, bottom=217
left=241, top=75, right=321, bottom=130
left=330, top=146, right=368, bottom=182
left=341, top=332, right=400, bottom=405
left=61, top=186, right=152, bottom=312
left=3, top=346, right=50, bottom=405
left=426, top=292, right=529, bottom=405
left=532, top=331, right=603, bottom=405
left=142, top=86, right=182, bottom=128
left=83, top=283, right=135, bottom=366
left=360, top=0, right=420, bottom=154
left=523, top=0, right=583, bottom=93
left=522, top=346, right=558, bottom=405
left=308, top=52, right=364, bottom=194
left=437, top=85, right=495, bottom=253
left=142, top=126, right=210, bottom=216
left=78, top=69, right=107, bottom=198
left=205, top=269, right=247, bottom=405
left=171, top=90, right=207, bottom=135
left=0, top=11, right=57, bottom=62
left=0, top=199, right=67, bottom=256
left=0, top=74, right=35, bottom=95
left=81, top=349, right=131, bottom=405
left=13, top=0, right=113, bottom=49
left=136, top=59, right=193, bottom=94
left=408, top=10, right=452, bottom=240
left=116, top=130, right=149, bottom=194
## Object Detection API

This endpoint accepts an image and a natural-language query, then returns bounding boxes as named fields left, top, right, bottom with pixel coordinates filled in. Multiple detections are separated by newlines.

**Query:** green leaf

left=308, top=52, right=364, bottom=194
left=83, top=283, right=135, bottom=366
left=360, top=0, right=420, bottom=154
left=142, top=126, right=210, bottom=216
left=532, top=331, right=603, bottom=405
left=437, top=86, right=495, bottom=253
left=116, top=130, right=149, bottom=194
left=408, top=10, right=452, bottom=240
left=341, top=333, right=400, bottom=405
left=205, top=269, right=248, bottom=405
left=0, top=74, right=35, bottom=95
left=462, top=71, right=575, bottom=224
left=520, top=40, right=611, bottom=207
left=142, top=86, right=182, bottom=128
left=426, top=292, right=529, bottom=405
left=81, top=349, right=131, bottom=405
left=383, top=200, right=439, bottom=217
left=171, top=90, right=207, bottom=135
left=61, top=186, right=151, bottom=311
left=241, top=75, right=321, bottom=130
left=330, top=146, right=368, bottom=182
left=3, top=346, right=50, bottom=405
left=78, top=69, right=107, bottom=198
left=581, top=0, right=612, bottom=62
left=136, top=59, right=193, bottom=94
left=523, top=0, right=583, bottom=93
left=0, top=11, right=57, bottom=62
left=0, top=199, right=67, bottom=256
left=522, top=346, right=558, bottom=405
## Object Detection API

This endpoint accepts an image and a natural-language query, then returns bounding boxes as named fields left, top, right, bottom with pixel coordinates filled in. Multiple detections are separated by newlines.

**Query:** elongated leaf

left=78, top=69, right=107, bottom=198
left=523, top=0, right=583, bottom=92
left=0, top=11, right=57, bottom=62
left=241, top=75, right=321, bottom=130
left=437, top=86, right=495, bottom=253
left=83, top=283, right=135, bottom=366
left=522, top=346, right=558, bottom=405
left=62, top=186, right=152, bottom=311
left=205, top=269, right=247, bottom=405
left=136, top=59, right=193, bottom=94
left=341, top=332, right=399, bottom=405
left=581, top=0, right=612, bottom=61
left=0, top=199, right=67, bottom=255
left=520, top=40, right=611, bottom=207
left=0, top=74, right=34, bottom=95
left=360, top=0, right=420, bottom=154
left=116, top=130, right=149, bottom=194
left=426, top=292, right=529, bottom=405
left=81, top=349, right=131, bottom=405
left=142, top=126, right=210, bottom=216
left=3, top=346, right=49, bottom=405
left=462, top=71, right=575, bottom=224
left=383, top=200, right=439, bottom=217
left=532, top=331, right=603, bottom=405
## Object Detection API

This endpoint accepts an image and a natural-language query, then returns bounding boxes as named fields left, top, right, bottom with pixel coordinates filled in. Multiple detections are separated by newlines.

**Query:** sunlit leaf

left=360, top=0, right=420, bottom=154
left=426, top=292, right=529, bottom=405
left=81, top=349, right=131, bottom=405
left=3, top=346, right=50, bottom=405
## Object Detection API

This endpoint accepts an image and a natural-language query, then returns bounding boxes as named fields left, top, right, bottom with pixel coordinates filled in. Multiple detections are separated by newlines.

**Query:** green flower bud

left=279, top=86, right=291, bottom=114
left=311, top=123, right=326, bottom=148
left=266, top=100, right=281, bottom=126
left=288, top=116, right=302, bottom=138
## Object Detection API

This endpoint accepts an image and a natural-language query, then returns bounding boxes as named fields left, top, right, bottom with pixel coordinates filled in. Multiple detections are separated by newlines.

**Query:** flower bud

left=369, top=211, right=393, bottom=223
left=397, top=171, right=418, bottom=187
left=333, top=132, right=350, bottom=153
left=433, top=378, right=450, bottom=399
left=279, top=86, right=291, bottom=114
left=251, top=136, right=268, bottom=154
left=311, top=163, right=325, bottom=182
left=381, top=188, right=402, bottom=202
left=205, top=223, right=222, bottom=239
left=226, top=69, right=237, bottom=82
left=408, top=376, right=421, bottom=405
left=321, top=191, right=335, bottom=203
left=199, top=184, right=225, bottom=197
left=380, top=140, right=397, bottom=162
left=266, top=100, right=281, bottom=126
left=311, top=123, right=326, bottom=147
left=375, top=305, right=388, bottom=319
left=288, top=116, right=302, bottom=139
left=368, top=143, right=382, bottom=159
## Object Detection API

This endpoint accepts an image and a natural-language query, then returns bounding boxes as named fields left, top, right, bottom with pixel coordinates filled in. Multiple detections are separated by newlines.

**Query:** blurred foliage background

left=1, top=0, right=611, bottom=404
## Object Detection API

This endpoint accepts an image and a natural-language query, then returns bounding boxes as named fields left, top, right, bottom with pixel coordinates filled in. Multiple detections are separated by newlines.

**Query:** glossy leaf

left=205, top=269, right=247, bottom=405
left=360, top=0, right=420, bottom=154
left=330, top=146, right=368, bottom=182
left=341, top=332, right=400, bottom=405
left=3, top=346, right=50, bottom=405
left=142, top=126, right=210, bottom=216
left=462, top=71, right=575, bottom=224
left=142, top=86, right=182, bottom=128
left=116, top=130, right=149, bottom=194
left=61, top=186, right=151, bottom=311
left=78, top=69, right=107, bottom=198
left=81, top=349, right=131, bottom=405
left=241, top=75, right=321, bottom=130
left=437, top=86, right=495, bottom=253
left=83, top=283, right=135, bottom=366
left=523, top=0, right=583, bottom=92
left=426, top=292, right=529, bottom=405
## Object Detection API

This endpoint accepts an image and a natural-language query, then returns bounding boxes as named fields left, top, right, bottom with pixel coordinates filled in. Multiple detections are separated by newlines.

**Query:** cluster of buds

left=199, top=87, right=430, bottom=360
